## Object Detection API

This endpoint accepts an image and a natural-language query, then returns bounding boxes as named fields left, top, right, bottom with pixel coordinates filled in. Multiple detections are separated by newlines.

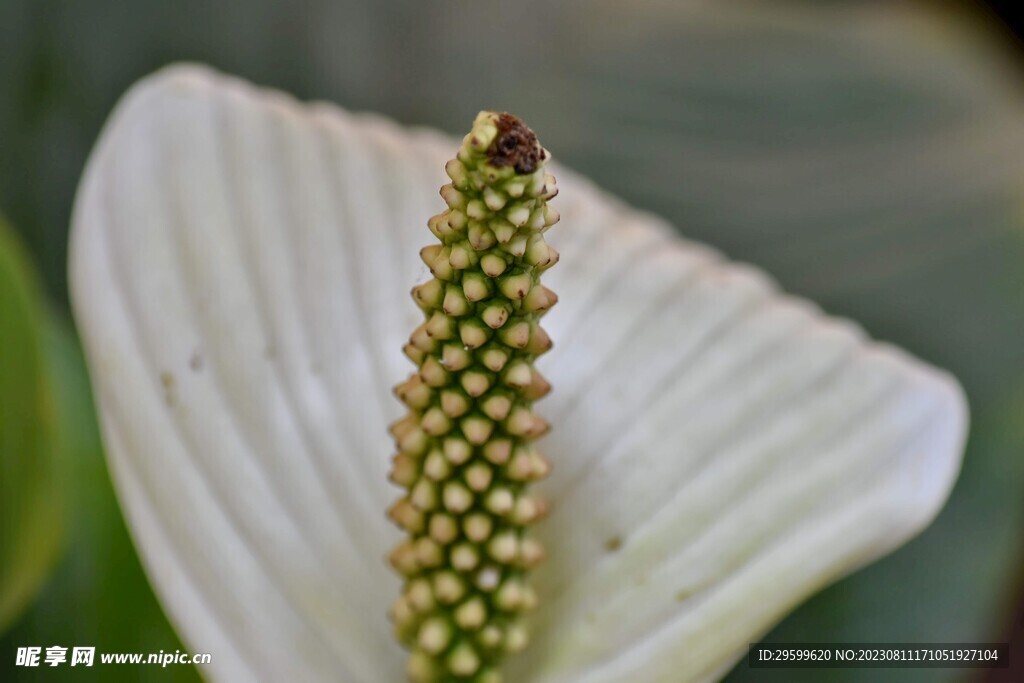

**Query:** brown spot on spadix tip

left=488, top=113, right=543, bottom=175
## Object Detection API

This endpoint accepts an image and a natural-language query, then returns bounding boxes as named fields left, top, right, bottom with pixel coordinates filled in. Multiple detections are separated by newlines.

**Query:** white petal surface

left=70, top=65, right=967, bottom=682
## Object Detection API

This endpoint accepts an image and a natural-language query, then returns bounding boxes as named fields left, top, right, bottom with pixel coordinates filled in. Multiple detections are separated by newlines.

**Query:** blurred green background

left=1, top=1, right=1022, bottom=681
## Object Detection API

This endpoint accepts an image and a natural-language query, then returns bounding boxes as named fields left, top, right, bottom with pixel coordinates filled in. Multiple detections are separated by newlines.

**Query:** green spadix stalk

left=387, top=111, right=560, bottom=682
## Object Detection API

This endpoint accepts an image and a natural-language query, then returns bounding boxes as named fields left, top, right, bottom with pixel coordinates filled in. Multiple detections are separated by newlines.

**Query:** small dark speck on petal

left=605, top=536, right=623, bottom=552
left=189, top=351, right=203, bottom=372
left=160, top=371, right=175, bottom=406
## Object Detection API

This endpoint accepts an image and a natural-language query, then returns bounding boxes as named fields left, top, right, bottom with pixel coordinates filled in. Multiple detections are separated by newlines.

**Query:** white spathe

left=69, top=65, right=966, bottom=682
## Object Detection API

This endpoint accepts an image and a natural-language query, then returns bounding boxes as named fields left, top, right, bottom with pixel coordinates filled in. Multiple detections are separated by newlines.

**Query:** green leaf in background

left=0, top=220, right=196, bottom=680
left=0, top=217, right=64, bottom=634
left=0, top=324, right=198, bottom=682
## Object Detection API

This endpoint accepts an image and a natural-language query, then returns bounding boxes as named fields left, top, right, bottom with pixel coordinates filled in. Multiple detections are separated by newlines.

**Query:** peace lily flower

left=69, top=65, right=967, bottom=682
